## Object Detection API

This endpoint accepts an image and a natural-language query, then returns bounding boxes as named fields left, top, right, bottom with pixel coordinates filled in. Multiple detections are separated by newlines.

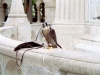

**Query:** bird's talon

left=47, top=46, right=53, bottom=49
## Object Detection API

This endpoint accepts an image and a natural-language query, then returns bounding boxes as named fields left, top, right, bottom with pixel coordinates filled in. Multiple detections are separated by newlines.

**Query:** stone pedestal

left=4, top=0, right=31, bottom=42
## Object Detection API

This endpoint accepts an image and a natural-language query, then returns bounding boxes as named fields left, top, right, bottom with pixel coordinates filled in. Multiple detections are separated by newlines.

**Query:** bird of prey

left=42, top=22, right=62, bottom=49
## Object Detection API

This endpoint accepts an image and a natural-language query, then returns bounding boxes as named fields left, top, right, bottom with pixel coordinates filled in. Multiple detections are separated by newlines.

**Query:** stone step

left=79, top=38, right=100, bottom=47
left=75, top=43, right=100, bottom=53
left=80, top=34, right=100, bottom=42
left=74, top=34, right=100, bottom=53
left=79, top=34, right=100, bottom=46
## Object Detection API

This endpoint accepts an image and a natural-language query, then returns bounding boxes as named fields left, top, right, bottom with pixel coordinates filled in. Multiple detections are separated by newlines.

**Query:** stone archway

left=6, top=60, right=22, bottom=75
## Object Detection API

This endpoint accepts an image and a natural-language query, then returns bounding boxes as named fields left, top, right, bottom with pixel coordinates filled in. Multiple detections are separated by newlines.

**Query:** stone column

left=70, top=0, right=75, bottom=21
left=75, top=0, right=80, bottom=21
left=54, top=0, right=87, bottom=23
left=53, top=0, right=86, bottom=50
left=80, top=0, right=85, bottom=21
left=60, top=0, right=65, bottom=21
left=65, top=0, right=70, bottom=21
left=55, top=0, right=61, bottom=22
left=4, top=0, right=31, bottom=42
left=85, top=0, right=89, bottom=22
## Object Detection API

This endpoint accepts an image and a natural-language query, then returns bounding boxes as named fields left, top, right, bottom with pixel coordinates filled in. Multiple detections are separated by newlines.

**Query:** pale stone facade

left=0, top=0, right=100, bottom=75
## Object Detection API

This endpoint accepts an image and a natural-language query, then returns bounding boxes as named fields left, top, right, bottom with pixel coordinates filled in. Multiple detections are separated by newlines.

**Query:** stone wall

left=0, top=26, right=100, bottom=75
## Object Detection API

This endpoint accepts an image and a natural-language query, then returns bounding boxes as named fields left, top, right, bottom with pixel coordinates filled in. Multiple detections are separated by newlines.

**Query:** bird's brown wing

left=50, top=27, right=62, bottom=48
left=50, top=28, right=57, bottom=43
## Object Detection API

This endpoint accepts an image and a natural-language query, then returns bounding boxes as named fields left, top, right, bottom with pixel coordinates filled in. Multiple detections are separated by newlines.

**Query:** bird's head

left=42, top=22, right=48, bottom=28
left=42, top=22, right=50, bottom=30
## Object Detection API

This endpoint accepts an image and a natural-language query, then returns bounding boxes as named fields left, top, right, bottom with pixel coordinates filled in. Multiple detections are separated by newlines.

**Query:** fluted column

left=54, top=0, right=87, bottom=23
left=70, top=0, right=75, bottom=21
left=85, top=0, right=89, bottom=22
left=75, top=0, right=80, bottom=21
left=60, top=0, right=65, bottom=21
left=65, top=0, right=70, bottom=21
left=55, top=0, right=61, bottom=21
left=80, top=0, right=85, bottom=21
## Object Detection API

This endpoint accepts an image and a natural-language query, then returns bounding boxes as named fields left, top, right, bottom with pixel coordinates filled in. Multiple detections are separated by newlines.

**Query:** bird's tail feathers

left=56, top=43, right=62, bottom=49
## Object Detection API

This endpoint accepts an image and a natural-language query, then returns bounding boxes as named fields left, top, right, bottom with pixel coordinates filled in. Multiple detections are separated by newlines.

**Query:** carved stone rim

left=8, top=14, right=27, bottom=18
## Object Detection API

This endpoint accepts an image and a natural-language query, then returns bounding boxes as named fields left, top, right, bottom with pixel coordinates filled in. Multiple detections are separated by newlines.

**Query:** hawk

left=42, top=22, right=62, bottom=48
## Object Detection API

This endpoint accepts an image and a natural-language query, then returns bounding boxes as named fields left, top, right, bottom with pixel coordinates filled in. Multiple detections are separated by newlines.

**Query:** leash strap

left=16, top=48, right=31, bottom=66
left=16, top=25, right=44, bottom=66
left=16, top=46, right=43, bottom=67
left=35, top=26, right=43, bottom=42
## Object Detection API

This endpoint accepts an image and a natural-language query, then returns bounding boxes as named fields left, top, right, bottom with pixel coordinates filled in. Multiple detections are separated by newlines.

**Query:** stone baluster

left=9, top=0, right=25, bottom=14
left=4, top=0, right=31, bottom=42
